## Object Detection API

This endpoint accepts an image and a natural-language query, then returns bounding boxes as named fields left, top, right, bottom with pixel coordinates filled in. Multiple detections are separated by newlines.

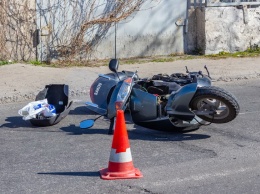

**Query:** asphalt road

left=0, top=79, right=260, bottom=194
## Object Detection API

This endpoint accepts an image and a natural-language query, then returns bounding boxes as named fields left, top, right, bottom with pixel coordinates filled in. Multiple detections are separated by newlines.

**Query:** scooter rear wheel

left=190, top=86, right=239, bottom=123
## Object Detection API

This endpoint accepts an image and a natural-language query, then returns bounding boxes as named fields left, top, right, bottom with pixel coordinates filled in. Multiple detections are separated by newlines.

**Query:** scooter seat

left=152, top=80, right=181, bottom=93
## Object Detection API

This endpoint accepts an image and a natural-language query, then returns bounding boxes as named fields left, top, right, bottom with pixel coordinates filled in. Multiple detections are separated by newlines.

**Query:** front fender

left=197, top=76, right=211, bottom=87
left=166, top=83, right=197, bottom=121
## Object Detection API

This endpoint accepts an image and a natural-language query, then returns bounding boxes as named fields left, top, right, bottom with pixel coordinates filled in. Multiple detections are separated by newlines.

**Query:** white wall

left=204, top=6, right=260, bottom=54
left=92, top=0, right=187, bottom=59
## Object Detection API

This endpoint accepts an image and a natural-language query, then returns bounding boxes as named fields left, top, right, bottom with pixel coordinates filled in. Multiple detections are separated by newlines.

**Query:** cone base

left=100, top=167, right=143, bottom=180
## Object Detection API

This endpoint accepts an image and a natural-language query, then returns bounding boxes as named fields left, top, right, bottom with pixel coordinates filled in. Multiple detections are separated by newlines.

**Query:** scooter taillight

left=115, top=101, right=124, bottom=110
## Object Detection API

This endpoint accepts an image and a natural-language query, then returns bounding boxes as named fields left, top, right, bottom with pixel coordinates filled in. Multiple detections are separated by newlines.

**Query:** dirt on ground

left=0, top=57, right=260, bottom=104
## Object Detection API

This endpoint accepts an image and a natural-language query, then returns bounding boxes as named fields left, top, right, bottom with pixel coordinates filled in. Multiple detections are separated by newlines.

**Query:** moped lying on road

left=80, top=59, right=240, bottom=133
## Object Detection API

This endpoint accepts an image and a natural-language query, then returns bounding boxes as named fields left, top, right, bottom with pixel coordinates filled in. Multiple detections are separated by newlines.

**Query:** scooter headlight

left=115, top=77, right=133, bottom=110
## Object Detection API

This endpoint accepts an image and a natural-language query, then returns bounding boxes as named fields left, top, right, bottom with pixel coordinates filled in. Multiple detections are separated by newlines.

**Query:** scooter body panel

left=106, top=81, right=124, bottom=119
left=88, top=72, right=128, bottom=113
left=134, top=117, right=201, bottom=132
left=85, top=61, right=214, bottom=132
left=130, top=88, right=158, bottom=122
left=90, top=75, right=117, bottom=111
left=166, top=83, right=197, bottom=121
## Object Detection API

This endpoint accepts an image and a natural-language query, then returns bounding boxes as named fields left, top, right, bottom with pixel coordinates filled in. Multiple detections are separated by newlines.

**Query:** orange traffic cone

left=100, top=110, right=143, bottom=180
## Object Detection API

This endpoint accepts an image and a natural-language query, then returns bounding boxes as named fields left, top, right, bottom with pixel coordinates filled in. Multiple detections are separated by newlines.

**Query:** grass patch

left=29, top=60, right=44, bottom=66
left=205, top=46, right=260, bottom=59
left=0, top=60, right=13, bottom=66
left=29, top=60, right=58, bottom=67
left=6, top=45, right=260, bottom=68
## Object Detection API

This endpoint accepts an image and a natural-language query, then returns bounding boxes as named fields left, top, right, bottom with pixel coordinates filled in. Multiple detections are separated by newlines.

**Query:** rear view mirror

left=109, top=59, right=119, bottom=73
left=80, top=119, right=95, bottom=129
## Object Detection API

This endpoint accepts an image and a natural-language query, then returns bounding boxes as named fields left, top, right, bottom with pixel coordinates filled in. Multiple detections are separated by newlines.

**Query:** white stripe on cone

left=109, top=148, right=133, bottom=163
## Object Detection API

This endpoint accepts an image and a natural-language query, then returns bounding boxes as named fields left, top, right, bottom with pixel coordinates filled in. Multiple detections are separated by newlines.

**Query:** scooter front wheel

left=190, top=86, right=239, bottom=123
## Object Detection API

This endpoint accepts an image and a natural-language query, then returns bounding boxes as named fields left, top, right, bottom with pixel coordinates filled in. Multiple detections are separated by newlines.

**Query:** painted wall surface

left=204, top=6, right=260, bottom=54
left=35, top=0, right=187, bottom=61
left=5, top=1, right=260, bottom=60
left=87, top=0, right=187, bottom=59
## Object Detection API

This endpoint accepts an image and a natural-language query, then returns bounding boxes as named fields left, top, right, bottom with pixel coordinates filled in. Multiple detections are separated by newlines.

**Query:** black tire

left=190, top=86, right=240, bottom=123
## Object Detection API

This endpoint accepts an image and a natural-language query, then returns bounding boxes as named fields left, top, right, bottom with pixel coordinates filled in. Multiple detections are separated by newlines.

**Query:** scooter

left=80, top=59, right=240, bottom=134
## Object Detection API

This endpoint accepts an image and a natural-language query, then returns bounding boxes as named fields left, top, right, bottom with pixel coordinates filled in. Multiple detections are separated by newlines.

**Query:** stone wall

left=192, top=5, right=260, bottom=54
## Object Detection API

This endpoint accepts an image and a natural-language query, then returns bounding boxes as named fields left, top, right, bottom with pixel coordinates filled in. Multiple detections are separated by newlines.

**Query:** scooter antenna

left=114, top=3, right=117, bottom=59
left=114, top=21, right=117, bottom=59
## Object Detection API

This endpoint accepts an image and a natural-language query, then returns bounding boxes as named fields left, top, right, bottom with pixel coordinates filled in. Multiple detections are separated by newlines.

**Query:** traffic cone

left=100, top=110, right=143, bottom=180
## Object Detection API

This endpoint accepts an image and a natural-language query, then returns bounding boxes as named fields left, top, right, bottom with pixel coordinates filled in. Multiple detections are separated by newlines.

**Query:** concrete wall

left=195, top=5, right=260, bottom=54
left=93, top=0, right=187, bottom=59
left=0, top=0, right=36, bottom=61
left=36, top=0, right=187, bottom=61
left=3, top=1, right=260, bottom=61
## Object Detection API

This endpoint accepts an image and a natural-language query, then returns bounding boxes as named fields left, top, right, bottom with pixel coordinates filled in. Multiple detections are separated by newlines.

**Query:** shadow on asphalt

left=60, top=124, right=109, bottom=135
left=69, top=106, right=95, bottom=115
left=59, top=124, right=210, bottom=141
left=0, top=106, right=97, bottom=129
left=1, top=114, right=211, bottom=142
left=38, top=171, right=100, bottom=177
left=128, top=131, right=210, bottom=142
left=0, top=116, right=34, bottom=128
